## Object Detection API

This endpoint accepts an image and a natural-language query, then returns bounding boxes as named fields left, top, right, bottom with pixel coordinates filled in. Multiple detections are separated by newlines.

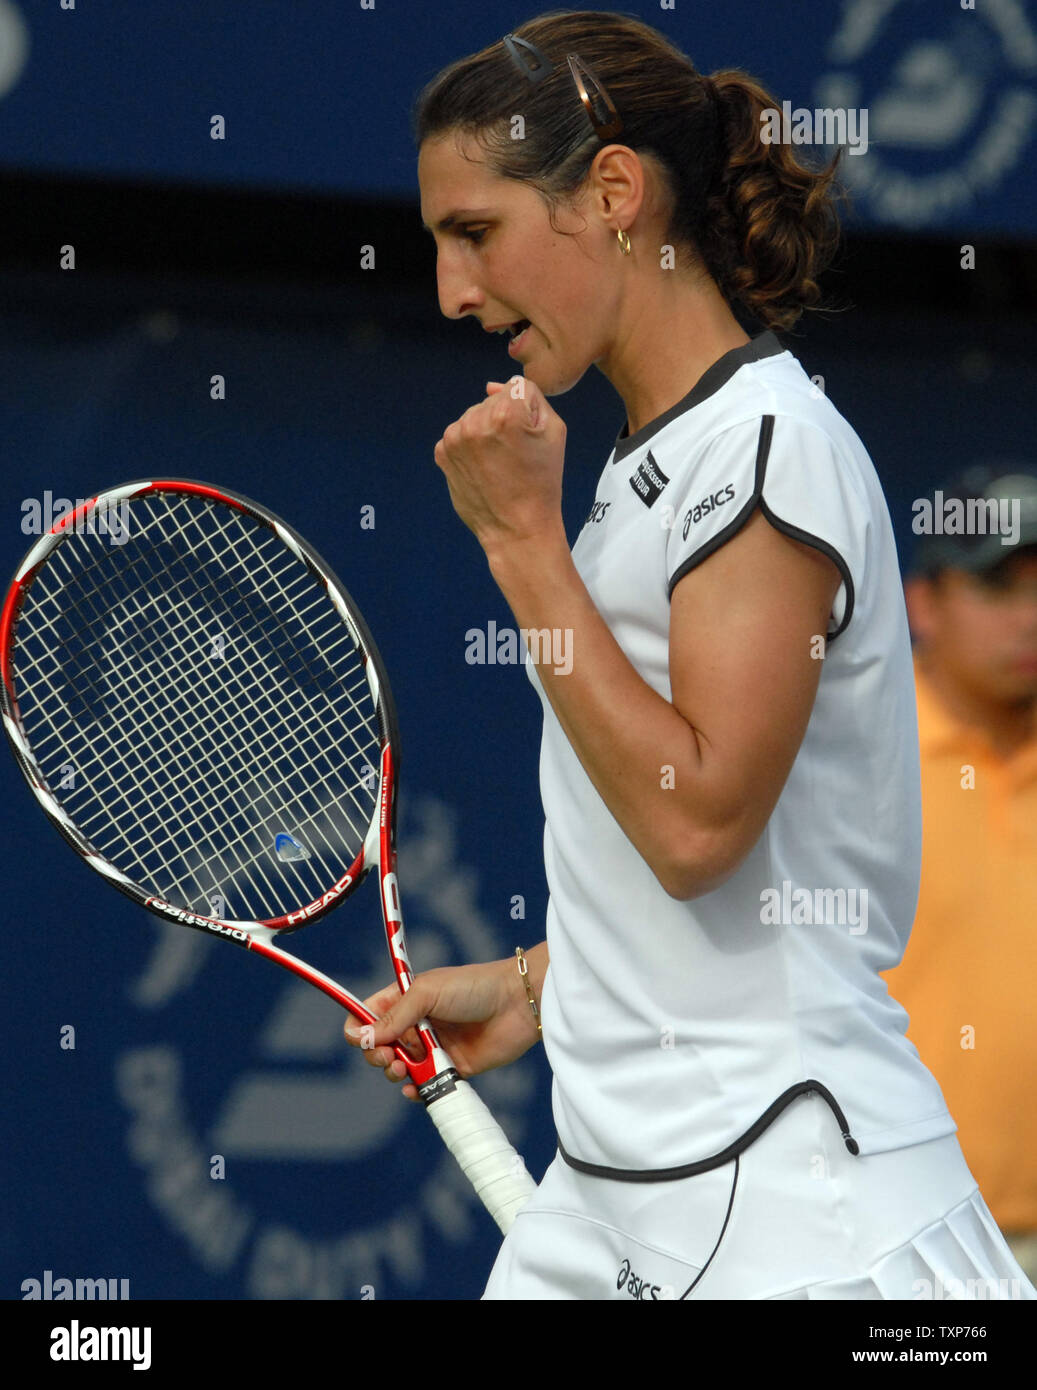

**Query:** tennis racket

left=0, top=478, right=537, bottom=1234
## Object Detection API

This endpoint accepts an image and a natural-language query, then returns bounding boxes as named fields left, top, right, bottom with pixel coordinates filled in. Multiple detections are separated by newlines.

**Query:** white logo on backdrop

left=816, top=0, right=1037, bottom=226
left=116, top=794, right=536, bottom=1298
left=0, top=2, right=30, bottom=101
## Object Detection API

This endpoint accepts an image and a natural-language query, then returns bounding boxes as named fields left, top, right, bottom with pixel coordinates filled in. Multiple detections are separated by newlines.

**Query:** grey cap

left=911, top=464, right=1037, bottom=576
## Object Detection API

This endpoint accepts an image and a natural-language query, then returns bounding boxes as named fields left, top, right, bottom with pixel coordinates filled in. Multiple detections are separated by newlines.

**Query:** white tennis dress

left=483, top=332, right=1036, bottom=1300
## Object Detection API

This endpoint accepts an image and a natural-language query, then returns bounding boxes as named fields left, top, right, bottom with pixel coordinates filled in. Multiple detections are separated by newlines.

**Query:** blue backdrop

left=0, top=0, right=1034, bottom=233
left=1, top=0, right=1035, bottom=1307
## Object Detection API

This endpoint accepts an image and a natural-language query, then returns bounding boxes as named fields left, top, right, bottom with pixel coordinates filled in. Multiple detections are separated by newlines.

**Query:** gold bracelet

left=515, top=946, right=542, bottom=1041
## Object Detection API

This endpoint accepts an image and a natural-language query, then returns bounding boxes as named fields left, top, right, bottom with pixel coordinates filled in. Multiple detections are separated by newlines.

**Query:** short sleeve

left=665, top=415, right=867, bottom=640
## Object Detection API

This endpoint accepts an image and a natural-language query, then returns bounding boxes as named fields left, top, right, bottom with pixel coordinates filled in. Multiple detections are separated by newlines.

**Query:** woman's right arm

left=344, top=941, right=548, bottom=1101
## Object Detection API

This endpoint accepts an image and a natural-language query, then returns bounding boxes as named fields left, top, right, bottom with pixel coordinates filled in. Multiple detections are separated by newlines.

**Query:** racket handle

left=426, top=1078, right=538, bottom=1234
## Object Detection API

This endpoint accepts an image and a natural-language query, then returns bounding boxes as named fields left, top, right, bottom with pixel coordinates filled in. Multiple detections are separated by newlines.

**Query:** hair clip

left=503, top=33, right=551, bottom=85
left=566, top=53, right=624, bottom=140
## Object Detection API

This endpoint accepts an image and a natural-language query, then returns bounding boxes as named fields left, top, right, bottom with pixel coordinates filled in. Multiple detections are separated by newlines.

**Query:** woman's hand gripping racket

left=0, top=479, right=537, bottom=1234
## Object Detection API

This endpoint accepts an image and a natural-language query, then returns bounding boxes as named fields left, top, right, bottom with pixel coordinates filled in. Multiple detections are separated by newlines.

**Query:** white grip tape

left=426, top=1079, right=538, bottom=1234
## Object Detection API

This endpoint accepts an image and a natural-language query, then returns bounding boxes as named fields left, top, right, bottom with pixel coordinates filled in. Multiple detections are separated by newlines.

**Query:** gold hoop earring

left=616, top=228, right=631, bottom=255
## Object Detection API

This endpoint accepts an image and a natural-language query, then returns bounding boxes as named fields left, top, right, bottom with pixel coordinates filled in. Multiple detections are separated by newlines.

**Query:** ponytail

left=699, top=71, right=844, bottom=331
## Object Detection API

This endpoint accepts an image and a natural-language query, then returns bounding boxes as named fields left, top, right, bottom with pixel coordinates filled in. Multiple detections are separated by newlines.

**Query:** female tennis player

left=346, top=11, right=1037, bottom=1300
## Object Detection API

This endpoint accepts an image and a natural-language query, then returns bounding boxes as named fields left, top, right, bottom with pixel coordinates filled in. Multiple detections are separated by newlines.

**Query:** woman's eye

left=462, top=227, right=488, bottom=244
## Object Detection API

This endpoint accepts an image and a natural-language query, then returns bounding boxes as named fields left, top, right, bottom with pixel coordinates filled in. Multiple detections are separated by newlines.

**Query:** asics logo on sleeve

left=682, top=483, right=735, bottom=539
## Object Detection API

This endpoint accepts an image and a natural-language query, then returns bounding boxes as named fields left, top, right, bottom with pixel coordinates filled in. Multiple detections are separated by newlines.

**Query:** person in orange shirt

left=888, top=465, right=1037, bottom=1284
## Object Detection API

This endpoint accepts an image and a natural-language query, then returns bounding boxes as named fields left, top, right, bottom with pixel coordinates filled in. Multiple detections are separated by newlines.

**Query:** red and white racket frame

left=1, top=479, right=538, bottom=1233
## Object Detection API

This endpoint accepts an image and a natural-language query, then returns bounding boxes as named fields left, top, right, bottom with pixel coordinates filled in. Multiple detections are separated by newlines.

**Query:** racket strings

left=48, top=535, right=376, bottom=834
left=21, top=497, right=378, bottom=914
left=116, top=498, right=382, bottom=858
left=64, top=503, right=376, bottom=878
left=11, top=491, right=386, bottom=921
left=19, top=517, right=346, bottom=918
left=64, top=556, right=330, bottom=916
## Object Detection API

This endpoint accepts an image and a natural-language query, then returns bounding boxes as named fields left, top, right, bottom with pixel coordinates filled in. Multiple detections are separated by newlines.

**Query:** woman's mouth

left=507, top=319, right=532, bottom=354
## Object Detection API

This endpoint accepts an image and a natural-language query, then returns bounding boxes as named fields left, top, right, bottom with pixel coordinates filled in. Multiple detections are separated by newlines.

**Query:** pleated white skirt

left=483, top=1092, right=1036, bottom=1300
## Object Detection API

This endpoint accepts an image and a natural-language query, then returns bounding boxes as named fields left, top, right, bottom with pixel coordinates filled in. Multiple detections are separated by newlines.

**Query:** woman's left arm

left=436, top=379, right=842, bottom=901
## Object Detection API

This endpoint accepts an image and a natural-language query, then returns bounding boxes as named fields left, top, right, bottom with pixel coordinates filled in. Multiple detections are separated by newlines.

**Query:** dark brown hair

left=412, top=9, right=844, bottom=332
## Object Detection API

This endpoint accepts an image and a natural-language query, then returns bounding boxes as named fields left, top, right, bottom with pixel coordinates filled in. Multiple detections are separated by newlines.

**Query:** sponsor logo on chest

left=629, top=451, right=670, bottom=508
